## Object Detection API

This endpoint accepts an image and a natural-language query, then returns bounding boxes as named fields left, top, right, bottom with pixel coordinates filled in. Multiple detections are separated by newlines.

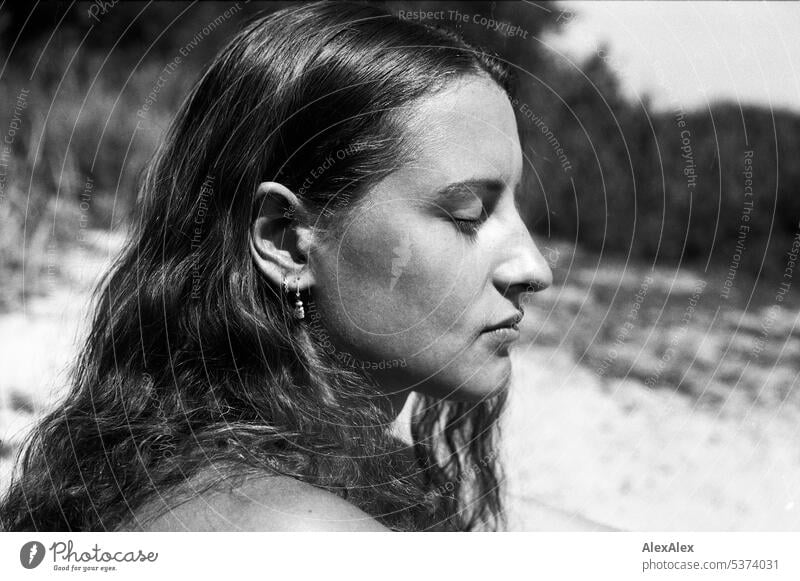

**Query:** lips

left=482, top=308, right=524, bottom=333
left=480, top=309, right=524, bottom=351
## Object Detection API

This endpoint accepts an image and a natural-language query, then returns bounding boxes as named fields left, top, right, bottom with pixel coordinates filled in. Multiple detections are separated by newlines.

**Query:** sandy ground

left=502, top=342, right=800, bottom=531
left=1, top=231, right=799, bottom=531
left=0, top=231, right=126, bottom=487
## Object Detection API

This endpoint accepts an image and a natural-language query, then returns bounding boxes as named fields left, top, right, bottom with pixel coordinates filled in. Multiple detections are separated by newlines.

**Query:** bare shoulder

left=121, top=473, right=390, bottom=532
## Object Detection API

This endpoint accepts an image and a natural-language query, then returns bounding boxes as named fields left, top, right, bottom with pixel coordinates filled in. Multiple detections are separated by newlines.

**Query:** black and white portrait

left=0, top=0, right=798, bottom=548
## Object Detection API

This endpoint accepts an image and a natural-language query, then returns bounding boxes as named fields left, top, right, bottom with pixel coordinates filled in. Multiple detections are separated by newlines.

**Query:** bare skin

left=125, top=471, right=617, bottom=532
left=124, top=473, right=389, bottom=532
left=252, top=75, right=553, bottom=414
left=130, top=77, right=589, bottom=532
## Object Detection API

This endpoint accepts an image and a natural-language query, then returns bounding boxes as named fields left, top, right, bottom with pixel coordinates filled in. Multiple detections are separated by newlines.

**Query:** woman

left=0, top=1, right=553, bottom=532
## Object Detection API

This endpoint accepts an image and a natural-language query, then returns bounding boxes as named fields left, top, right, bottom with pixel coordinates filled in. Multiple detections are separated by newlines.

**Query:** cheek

left=310, top=202, right=481, bottom=358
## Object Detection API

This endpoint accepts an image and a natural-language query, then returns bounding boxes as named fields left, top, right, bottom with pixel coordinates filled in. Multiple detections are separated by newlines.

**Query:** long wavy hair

left=1, top=1, right=514, bottom=532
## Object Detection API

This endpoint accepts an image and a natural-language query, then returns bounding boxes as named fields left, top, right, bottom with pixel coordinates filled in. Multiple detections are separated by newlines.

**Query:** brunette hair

left=0, top=1, right=514, bottom=532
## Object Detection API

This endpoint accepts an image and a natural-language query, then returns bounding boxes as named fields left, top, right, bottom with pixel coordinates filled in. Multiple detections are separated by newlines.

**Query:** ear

left=250, top=181, right=316, bottom=290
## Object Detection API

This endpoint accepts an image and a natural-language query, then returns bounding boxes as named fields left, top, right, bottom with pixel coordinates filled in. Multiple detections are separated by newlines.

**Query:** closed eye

left=433, top=177, right=504, bottom=237
left=452, top=213, right=487, bottom=237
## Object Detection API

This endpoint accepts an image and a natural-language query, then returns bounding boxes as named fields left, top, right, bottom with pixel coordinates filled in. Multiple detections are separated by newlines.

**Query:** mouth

left=482, top=308, right=524, bottom=333
left=482, top=325, right=520, bottom=343
left=480, top=308, right=524, bottom=345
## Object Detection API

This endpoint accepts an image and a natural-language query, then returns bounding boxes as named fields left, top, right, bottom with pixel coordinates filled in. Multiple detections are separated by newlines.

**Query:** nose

left=492, top=212, right=553, bottom=297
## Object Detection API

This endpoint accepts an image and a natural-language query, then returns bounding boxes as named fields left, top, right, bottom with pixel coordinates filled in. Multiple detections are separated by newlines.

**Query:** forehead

left=399, top=75, right=522, bottom=183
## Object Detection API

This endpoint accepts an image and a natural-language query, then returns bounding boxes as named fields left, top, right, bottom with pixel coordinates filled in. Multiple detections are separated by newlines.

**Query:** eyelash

left=452, top=215, right=485, bottom=236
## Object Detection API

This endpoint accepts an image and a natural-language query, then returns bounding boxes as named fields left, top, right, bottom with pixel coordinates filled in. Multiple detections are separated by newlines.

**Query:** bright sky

left=540, top=1, right=800, bottom=113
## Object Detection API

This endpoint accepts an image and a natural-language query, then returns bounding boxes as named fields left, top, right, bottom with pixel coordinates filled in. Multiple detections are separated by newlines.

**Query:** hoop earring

left=293, top=276, right=305, bottom=320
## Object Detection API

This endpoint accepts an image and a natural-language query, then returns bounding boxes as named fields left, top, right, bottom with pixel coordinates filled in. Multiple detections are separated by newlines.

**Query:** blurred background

left=0, top=1, right=798, bottom=530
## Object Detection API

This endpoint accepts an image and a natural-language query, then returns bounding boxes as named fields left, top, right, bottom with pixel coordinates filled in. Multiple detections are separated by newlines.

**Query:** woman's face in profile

left=310, top=75, right=553, bottom=404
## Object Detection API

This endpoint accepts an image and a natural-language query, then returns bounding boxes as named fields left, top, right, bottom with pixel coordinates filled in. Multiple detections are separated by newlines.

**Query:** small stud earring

left=293, top=276, right=305, bottom=320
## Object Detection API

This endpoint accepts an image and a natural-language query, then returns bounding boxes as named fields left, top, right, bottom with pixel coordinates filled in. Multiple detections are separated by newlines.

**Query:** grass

left=523, top=238, right=800, bottom=413
left=0, top=44, right=181, bottom=313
